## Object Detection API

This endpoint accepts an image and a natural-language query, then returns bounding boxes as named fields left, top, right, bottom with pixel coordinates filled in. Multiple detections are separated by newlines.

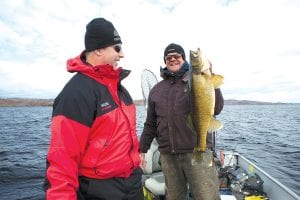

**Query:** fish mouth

left=190, top=48, right=211, bottom=72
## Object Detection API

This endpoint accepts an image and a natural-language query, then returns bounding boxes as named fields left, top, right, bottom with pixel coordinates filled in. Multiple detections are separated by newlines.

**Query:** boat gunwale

left=223, top=151, right=299, bottom=200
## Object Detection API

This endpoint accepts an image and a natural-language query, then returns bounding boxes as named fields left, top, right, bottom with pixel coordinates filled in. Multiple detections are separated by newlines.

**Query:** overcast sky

left=0, top=0, right=299, bottom=103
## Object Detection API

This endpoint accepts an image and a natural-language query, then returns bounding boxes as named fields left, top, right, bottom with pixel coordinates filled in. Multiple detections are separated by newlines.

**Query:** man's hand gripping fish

left=189, top=48, right=224, bottom=160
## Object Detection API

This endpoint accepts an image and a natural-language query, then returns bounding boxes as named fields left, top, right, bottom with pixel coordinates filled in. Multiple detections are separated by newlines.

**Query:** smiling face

left=165, top=52, right=185, bottom=73
left=90, top=43, right=124, bottom=70
left=101, top=44, right=124, bottom=70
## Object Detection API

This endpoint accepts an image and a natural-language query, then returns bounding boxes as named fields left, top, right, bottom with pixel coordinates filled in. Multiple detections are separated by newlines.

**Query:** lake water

left=0, top=104, right=299, bottom=199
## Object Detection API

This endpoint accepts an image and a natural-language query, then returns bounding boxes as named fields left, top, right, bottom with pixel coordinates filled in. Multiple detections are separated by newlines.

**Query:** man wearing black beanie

left=163, top=43, right=186, bottom=63
left=84, top=18, right=122, bottom=52
left=44, top=18, right=143, bottom=200
left=140, top=43, right=224, bottom=199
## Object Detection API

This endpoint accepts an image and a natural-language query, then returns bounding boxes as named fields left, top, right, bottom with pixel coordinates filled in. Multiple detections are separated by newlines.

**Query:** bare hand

left=140, top=153, right=147, bottom=170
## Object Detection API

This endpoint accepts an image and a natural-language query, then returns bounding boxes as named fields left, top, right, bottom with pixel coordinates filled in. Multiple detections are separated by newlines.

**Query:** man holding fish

left=140, top=43, right=224, bottom=200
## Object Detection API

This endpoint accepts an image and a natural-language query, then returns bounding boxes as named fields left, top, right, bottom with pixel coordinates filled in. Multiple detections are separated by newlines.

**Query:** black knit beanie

left=84, top=18, right=122, bottom=52
left=163, top=43, right=186, bottom=63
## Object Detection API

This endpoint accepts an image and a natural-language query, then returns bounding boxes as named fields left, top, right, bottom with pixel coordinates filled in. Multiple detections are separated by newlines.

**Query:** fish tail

left=192, top=150, right=214, bottom=167
left=193, top=148, right=204, bottom=161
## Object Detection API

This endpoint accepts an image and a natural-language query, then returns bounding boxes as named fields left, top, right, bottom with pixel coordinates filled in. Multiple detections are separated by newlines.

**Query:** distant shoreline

left=0, top=98, right=54, bottom=107
left=0, top=98, right=290, bottom=107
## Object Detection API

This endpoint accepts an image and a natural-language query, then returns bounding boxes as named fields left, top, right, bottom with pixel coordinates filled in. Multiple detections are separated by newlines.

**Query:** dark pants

left=160, top=152, right=220, bottom=200
left=77, top=167, right=144, bottom=200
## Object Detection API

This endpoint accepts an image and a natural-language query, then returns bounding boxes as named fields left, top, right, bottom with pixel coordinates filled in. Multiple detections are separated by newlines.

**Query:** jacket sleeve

left=45, top=116, right=90, bottom=199
left=44, top=95, right=92, bottom=199
left=214, top=88, right=224, bottom=115
left=139, top=97, right=157, bottom=153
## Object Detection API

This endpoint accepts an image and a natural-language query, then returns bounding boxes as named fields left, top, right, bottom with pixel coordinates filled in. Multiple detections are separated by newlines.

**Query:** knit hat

left=84, top=18, right=122, bottom=52
left=163, top=43, right=186, bottom=63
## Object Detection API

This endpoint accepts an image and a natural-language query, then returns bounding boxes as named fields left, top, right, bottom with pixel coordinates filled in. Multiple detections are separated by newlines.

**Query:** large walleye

left=190, top=48, right=224, bottom=159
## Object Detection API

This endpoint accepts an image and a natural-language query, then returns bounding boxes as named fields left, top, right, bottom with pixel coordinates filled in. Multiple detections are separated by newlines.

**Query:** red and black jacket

left=44, top=54, right=140, bottom=199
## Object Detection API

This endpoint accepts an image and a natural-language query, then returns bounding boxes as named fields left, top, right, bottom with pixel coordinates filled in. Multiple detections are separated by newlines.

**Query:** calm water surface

left=0, top=104, right=299, bottom=199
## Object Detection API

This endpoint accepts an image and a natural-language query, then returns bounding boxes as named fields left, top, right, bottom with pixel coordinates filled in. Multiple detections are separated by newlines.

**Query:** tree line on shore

left=0, top=98, right=286, bottom=107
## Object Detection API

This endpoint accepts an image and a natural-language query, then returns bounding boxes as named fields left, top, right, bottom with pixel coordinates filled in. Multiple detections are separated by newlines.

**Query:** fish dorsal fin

left=211, top=74, right=224, bottom=89
left=208, top=118, right=223, bottom=133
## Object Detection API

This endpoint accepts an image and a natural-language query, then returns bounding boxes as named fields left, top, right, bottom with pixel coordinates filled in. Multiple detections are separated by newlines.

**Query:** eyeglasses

left=165, top=54, right=182, bottom=61
left=113, top=45, right=122, bottom=53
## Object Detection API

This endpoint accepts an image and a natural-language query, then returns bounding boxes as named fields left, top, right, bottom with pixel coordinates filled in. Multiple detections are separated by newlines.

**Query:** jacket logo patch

left=101, top=102, right=112, bottom=111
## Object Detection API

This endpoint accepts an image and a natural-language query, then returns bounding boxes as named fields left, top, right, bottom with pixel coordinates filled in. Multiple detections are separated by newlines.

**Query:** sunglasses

left=113, top=45, right=122, bottom=53
left=165, top=54, right=182, bottom=61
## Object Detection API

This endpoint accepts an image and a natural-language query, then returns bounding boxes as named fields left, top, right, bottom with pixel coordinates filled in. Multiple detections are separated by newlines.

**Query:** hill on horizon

left=0, top=97, right=289, bottom=107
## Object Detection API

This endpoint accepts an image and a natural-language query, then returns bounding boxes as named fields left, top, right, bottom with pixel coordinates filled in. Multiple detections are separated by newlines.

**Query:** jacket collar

left=66, top=52, right=130, bottom=81
left=160, top=61, right=190, bottom=81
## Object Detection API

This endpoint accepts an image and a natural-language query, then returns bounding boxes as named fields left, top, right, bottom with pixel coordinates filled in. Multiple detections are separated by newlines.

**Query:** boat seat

left=143, top=139, right=166, bottom=196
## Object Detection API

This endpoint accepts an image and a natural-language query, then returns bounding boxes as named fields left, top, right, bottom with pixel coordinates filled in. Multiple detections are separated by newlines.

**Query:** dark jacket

left=44, top=53, right=140, bottom=199
left=140, top=63, right=224, bottom=154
